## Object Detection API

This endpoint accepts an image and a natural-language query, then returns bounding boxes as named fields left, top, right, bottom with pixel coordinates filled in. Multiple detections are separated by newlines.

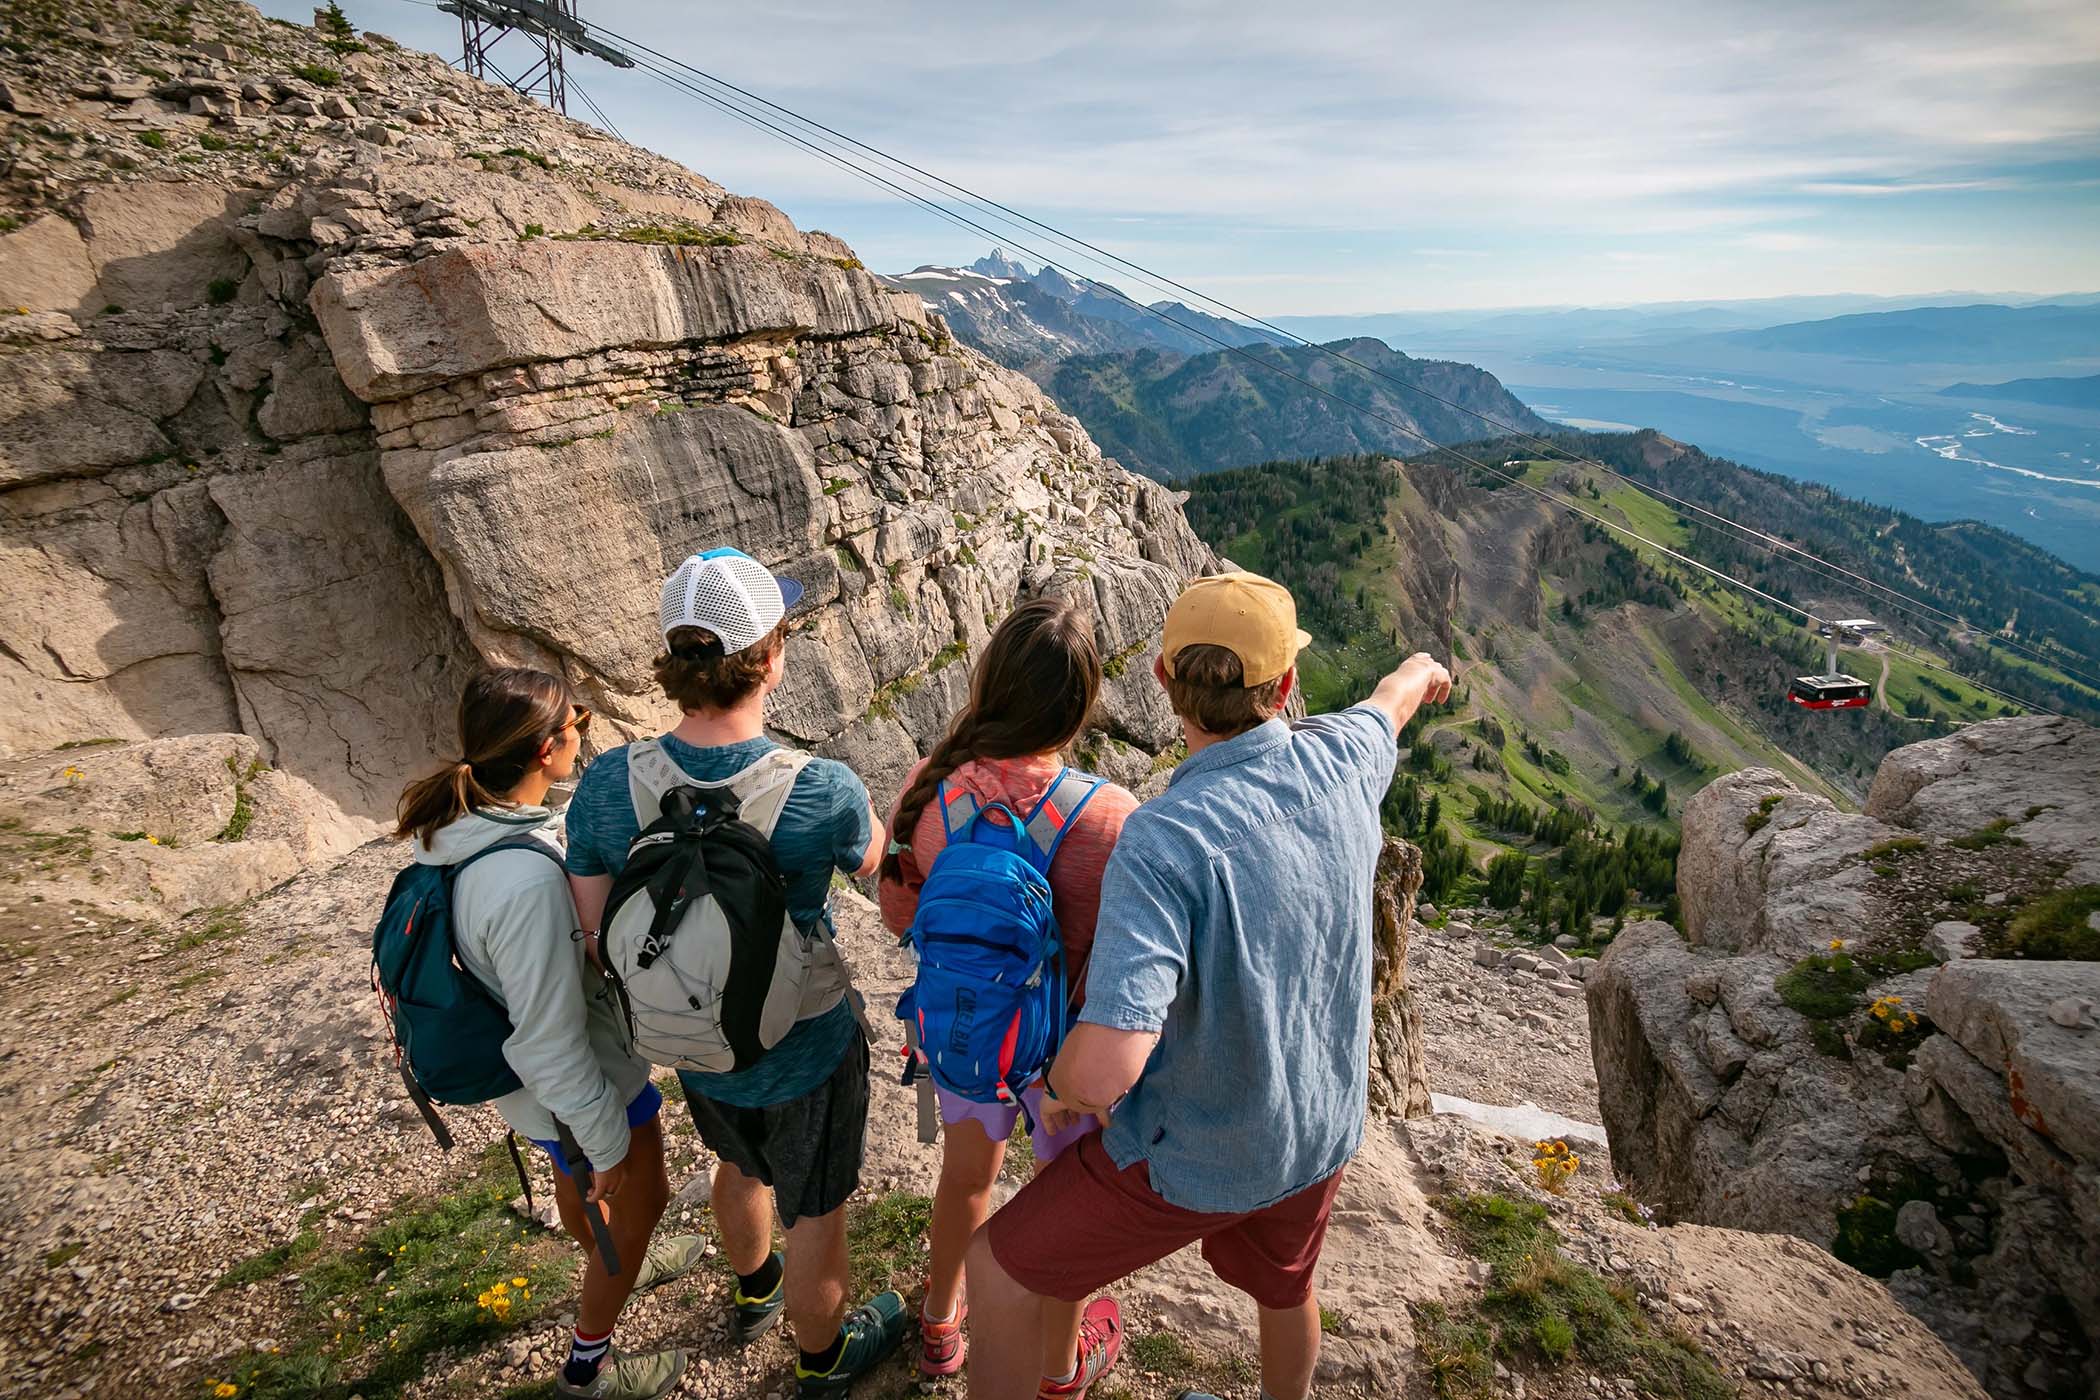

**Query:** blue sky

left=278, top=0, right=2100, bottom=314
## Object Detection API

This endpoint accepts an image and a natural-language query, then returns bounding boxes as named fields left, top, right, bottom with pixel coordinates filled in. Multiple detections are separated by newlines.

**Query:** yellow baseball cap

left=1161, top=572, right=1313, bottom=686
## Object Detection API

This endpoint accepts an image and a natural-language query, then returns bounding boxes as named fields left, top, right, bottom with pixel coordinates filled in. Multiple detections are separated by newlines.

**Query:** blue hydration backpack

left=371, top=836, right=565, bottom=1147
left=895, top=769, right=1105, bottom=1111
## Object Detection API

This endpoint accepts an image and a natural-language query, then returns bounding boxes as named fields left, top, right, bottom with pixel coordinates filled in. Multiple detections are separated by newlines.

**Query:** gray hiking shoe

left=554, top=1344, right=687, bottom=1400
left=632, top=1233, right=706, bottom=1293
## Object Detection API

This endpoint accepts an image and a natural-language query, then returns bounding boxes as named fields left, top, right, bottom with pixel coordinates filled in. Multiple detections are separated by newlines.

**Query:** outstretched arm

left=1363, top=652, right=1454, bottom=734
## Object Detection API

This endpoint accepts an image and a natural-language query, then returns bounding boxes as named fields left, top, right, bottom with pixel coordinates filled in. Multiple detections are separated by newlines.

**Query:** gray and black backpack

left=601, top=740, right=849, bottom=1071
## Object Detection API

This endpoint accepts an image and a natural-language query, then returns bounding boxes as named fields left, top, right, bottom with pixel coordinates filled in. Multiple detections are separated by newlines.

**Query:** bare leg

left=926, top=1120, right=1005, bottom=1319
left=1040, top=1296, right=1085, bottom=1380
left=1256, top=1293, right=1322, bottom=1400
left=552, top=1117, right=673, bottom=1335
left=711, top=1159, right=775, bottom=1276
left=964, top=1227, right=1047, bottom=1400
left=783, top=1204, right=851, bottom=1347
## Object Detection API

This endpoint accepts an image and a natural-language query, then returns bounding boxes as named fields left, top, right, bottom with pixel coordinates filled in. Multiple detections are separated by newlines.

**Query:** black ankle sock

left=799, top=1332, right=846, bottom=1374
left=738, top=1253, right=783, bottom=1299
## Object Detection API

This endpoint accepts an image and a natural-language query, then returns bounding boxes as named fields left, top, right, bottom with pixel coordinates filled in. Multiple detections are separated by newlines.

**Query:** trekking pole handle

left=552, top=1118, right=622, bottom=1277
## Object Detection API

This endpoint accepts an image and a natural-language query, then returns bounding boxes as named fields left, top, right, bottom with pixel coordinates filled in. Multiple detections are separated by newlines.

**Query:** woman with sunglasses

left=395, top=667, right=697, bottom=1400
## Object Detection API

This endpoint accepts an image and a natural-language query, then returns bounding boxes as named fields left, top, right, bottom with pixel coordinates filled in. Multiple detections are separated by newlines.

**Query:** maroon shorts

left=985, top=1131, right=1345, bottom=1310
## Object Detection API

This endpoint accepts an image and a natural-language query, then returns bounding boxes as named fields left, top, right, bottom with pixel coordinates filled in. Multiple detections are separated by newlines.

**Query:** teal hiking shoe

left=732, top=1249, right=787, bottom=1343
left=796, top=1290, right=909, bottom=1398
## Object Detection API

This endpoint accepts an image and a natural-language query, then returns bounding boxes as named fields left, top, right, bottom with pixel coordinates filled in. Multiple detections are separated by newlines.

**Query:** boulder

left=1593, top=721, right=2100, bottom=1398
left=1866, top=715, right=2100, bottom=883
left=1927, top=920, right=1980, bottom=964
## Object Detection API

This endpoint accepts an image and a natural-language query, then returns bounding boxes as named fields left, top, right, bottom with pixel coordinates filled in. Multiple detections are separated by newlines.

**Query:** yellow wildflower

left=215, top=1385, right=238, bottom=1398
left=146, top=834, right=160, bottom=845
left=512, top=1276, right=528, bottom=1287
left=1828, top=939, right=1844, bottom=950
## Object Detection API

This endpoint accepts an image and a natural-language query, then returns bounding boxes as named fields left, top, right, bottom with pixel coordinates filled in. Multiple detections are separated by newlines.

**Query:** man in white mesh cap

left=568, top=547, right=908, bottom=1395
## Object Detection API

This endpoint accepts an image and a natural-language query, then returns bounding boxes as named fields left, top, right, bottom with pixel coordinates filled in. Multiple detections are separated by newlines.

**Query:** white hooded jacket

left=415, top=806, right=651, bottom=1169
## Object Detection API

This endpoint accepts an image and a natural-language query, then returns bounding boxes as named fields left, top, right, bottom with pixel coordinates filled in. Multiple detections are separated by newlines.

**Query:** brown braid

left=878, top=596, right=1102, bottom=884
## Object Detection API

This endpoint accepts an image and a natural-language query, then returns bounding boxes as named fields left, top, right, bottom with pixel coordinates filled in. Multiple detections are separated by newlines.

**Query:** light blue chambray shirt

left=1079, top=704, right=1398, bottom=1213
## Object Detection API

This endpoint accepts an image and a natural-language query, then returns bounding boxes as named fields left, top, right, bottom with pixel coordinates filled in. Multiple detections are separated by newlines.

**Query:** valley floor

left=0, top=846, right=1980, bottom=1400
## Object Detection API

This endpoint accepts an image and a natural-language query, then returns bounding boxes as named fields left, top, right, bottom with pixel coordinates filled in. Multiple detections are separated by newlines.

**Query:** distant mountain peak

left=969, top=249, right=1031, bottom=281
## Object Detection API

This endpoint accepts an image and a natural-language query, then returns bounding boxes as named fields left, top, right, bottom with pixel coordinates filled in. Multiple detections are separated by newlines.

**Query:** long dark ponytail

left=879, top=596, right=1102, bottom=883
left=394, top=667, right=575, bottom=846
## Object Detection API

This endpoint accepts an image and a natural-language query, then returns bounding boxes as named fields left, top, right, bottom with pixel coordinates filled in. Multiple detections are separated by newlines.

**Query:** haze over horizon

left=283, top=0, right=2100, bottom=316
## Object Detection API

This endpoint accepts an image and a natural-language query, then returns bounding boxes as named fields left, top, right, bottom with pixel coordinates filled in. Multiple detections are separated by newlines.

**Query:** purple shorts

left=934, top=1079, right=1096, bottom=1162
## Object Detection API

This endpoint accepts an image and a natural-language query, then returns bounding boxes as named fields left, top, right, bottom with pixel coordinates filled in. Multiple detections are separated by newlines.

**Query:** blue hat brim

left=775, top=574, right=805, bottom=610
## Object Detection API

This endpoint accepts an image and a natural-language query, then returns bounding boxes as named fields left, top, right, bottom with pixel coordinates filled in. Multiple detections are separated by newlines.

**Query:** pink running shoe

left=1037, top=1297, right=1123, bottom=1399
left=919, top=1295, right=968, bottom=1378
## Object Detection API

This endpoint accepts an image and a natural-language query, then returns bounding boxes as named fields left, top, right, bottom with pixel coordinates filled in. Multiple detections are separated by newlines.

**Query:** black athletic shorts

left=683, top=1030, right=870, bottom=1227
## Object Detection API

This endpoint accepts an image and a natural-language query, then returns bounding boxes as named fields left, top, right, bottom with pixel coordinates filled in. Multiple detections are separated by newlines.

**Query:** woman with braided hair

left=877, top=596, right=1140, bottom=1394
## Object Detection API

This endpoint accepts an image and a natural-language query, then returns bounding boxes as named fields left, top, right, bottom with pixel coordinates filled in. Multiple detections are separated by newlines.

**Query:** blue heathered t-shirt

left=566, top=733, right=873, bottom=1108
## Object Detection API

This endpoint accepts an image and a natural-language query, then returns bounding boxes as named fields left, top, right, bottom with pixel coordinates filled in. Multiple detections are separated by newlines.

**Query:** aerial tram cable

left=613, top=44, right=2070, bottom=722
left=562, top=19, right=2100, bottom=693
left=399, top=0, right=2092, bottom=692
left=457, top=21, right=2072, bottom=723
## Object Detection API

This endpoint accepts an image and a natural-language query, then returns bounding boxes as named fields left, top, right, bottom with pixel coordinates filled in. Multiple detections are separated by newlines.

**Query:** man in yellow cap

left=965, top=571, right=1451, bottom=1400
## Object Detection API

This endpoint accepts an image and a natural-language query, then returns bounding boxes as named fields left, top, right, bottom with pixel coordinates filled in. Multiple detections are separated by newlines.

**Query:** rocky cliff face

left=1589, top=716, right=2100, bottom=1399
left=0, top=0, right=1211, bottom=840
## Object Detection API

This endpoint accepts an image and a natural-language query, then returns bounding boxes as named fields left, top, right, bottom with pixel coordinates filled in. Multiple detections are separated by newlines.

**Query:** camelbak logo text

left=947, top=987, right=977, bottom=1055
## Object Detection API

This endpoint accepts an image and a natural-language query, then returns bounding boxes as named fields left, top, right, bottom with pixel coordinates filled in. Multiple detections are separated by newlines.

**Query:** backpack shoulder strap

left=447, top=831, right=567, bottom=884
left=937, top=780, right=982, bottom=840
left=727, top=747, right=811, bottom=838
left=1019, top=768, right=1109, bottom=870
left=625, top=737, right=680, bottom=827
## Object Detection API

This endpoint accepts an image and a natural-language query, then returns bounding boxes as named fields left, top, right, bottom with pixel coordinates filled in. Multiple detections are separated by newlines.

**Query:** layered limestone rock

left=0, top=0, right=1211, bottom=828
left=1590, top=717, right=2100, bottom=1398
left=0, top=733, right=364, bottom=915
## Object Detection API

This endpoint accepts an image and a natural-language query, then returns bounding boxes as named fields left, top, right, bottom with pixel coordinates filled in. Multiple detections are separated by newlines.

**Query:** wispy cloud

left=310, top=0, right=2100, bottom=311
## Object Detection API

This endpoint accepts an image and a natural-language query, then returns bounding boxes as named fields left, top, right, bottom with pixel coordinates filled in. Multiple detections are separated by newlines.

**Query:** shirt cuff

left=1077, top=1004, right=1166, bottom=1033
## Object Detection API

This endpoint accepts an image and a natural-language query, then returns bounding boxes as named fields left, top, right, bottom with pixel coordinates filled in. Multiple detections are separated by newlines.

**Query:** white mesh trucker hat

left=658, top=548, right=806, bottom=655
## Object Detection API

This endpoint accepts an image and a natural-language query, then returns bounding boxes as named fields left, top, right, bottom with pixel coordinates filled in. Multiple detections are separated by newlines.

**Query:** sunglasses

left=557, top=707, right=593, bottom=736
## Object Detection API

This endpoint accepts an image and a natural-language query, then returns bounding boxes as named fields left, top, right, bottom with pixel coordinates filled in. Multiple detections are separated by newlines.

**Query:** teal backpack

left=370, top=836, right=564, bottom=1147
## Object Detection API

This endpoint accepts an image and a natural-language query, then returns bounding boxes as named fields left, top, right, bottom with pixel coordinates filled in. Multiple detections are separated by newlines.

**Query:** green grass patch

left=1415, top=1300, right=1496, bottom=1398
left=44, top=1242, right=83, bottom=1269
left=216, top=1229, right=320, bottom=1289
left=1434, top=1193, right=1732, bottom=1398
left=1950, top=818, right=2020, bottom=851
left=2002, top=886, right=2100, bottom=961
left=1743, top=793, right=1783, bottom=835
left=844, top=1190, right=930, bottom=1302
left=1128, top=1328, right=1198, bottom=1372
left=1776, top=950, right=1870, bottom=1022
left=616, top=223, right=742, bottom=248
left=136, top=130, right=167, bottom=149
left=207, top=276, right=240, bottom=305
left=1864, top=837, right=1923, bottom=860
left=292, top=62, right=341, bottom=86
left=175, top=911, right=244, bottom=952
left=204, top=1148, right=568, bottom=1400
